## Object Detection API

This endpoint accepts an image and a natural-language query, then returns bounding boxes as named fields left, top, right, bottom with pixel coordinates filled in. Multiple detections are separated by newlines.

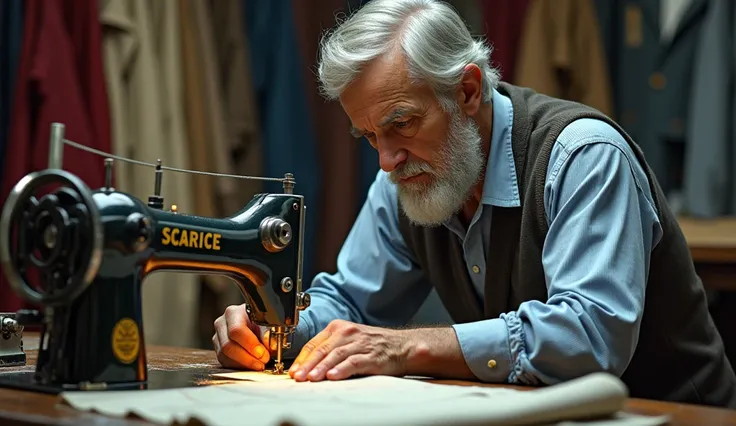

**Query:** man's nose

left=377, top=144, right=408, bottom=173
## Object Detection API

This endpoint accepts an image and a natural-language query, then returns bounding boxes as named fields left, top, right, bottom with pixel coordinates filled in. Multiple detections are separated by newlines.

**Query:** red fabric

left=483, top=0, right=531, bottom=83
left=0, top=0, right=111, bottom=311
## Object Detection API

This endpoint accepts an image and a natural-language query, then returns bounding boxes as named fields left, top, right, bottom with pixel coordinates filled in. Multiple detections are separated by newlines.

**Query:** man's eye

left=394, top=119, right=412, bottom=129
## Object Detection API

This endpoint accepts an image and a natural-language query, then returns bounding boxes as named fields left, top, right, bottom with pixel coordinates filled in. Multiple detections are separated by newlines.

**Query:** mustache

left=389, top=160, right=434, bottom=183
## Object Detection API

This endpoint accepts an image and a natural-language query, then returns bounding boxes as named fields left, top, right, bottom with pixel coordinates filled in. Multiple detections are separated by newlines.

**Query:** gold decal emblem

left=111, top=318, right=140, bottom=364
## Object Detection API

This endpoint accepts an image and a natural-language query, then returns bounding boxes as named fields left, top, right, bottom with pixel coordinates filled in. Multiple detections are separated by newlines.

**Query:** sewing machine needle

left=273, top=339, right=285, bottom=375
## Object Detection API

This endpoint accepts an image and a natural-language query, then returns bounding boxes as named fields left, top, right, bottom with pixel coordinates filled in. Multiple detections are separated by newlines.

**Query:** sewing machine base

left=0, top=354, right=26, bottom=368
left=0, top=357, right=296, bottom=395
left=0, top=312, right=26, bottom=367
left=0, top=369, right=229, bottom=395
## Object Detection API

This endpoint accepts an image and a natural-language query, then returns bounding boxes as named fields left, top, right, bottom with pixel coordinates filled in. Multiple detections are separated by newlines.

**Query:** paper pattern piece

left=210, top=371, right=291, bottom=382
left=60, top=372, right=670, bottom=426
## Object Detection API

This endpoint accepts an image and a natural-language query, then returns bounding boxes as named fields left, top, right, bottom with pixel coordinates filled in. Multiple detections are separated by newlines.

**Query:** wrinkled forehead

left=339, top=52, right=433, bottom=126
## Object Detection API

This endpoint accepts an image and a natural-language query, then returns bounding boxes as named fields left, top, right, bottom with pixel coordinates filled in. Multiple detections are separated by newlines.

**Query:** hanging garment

left=0, top=0, right=24, bottom=174
left=592, top=0, right=708, bottom=199
left=242, top=0, right=321, bottom=284
left=514, top=0, right=614, bottom=117
left=292, top=0, right=360, bottom=276
left=683, top=0, right=736, bottom=217
left=592, top=0, right=618, bottom=75
left=179, top=0, right=217, bottom=220
left=190, top=0, right=241, bottom=218
left=660, top=0, right=696, bottom=43
left=481, top=0, right=530, bottom=83
left=1, top=0, right=112, bottom=312
left=209, top=0, right=264, bottom=208
left=99, top=0, right=200, bottom=348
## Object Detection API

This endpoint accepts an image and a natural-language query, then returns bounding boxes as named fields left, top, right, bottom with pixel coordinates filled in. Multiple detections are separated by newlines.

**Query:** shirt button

left=487, top=359, right=497, bottom=369
left=472, top=265, right=480, bottom=274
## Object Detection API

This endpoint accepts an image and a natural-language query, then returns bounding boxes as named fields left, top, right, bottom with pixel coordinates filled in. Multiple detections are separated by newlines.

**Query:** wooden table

left=679, top=217, right=736, bottom=291
left=0, top=336, right=735, bottom=425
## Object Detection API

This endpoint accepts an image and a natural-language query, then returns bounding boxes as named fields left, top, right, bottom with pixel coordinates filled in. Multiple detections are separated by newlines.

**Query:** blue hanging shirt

left=242, top=0, right=322, bottom=285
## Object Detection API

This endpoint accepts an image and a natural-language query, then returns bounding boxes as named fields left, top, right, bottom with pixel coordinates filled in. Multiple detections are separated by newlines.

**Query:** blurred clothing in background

left=515, top=0, right=614, bottom=117
left=1, top=0, right=111, bottom=314
left=0, top=0, right=24, bottom=177
left=683, top=0, right=736, bottom=218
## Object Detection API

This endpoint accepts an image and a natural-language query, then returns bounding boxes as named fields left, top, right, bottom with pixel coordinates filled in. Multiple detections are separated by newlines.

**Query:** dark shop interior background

left=1, top=0, right=735, bottom=368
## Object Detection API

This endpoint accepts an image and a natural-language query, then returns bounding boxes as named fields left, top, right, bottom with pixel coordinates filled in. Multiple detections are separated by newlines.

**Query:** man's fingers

left=217, top=350, right=263, bottom=370
left=305, top=342, right=363, bottom=382
left=227, top=324, right=270, bottom=364
left=225, top=306, right=270, bottom=364
left=260, top=329, right=275, bottom=351
left=325, top=354, right=374, bottom=381
left=291, top=333, right=335, bottom=381
left=291, top=328, right=333, bottom=372
left=212, top=334, right=220, bottom=353
left=212, top=334, right=243, bottom=369
left=215, top=322, right=265, bottom=370
left=290, top=335, right=322, bottom=378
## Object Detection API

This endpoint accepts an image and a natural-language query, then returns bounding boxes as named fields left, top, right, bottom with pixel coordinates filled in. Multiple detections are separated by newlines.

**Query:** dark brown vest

left=398, top=82, right=736, bottom=408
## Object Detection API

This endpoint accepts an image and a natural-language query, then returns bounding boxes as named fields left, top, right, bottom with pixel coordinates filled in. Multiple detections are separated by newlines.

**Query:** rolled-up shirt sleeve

left=452, top=317, right=513, bottom=382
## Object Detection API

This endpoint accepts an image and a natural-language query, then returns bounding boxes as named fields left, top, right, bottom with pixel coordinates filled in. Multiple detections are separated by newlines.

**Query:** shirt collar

left=481, top=88, right=521, bottom=207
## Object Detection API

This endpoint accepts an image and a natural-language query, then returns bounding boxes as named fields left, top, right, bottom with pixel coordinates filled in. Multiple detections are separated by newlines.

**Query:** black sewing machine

left=0, top=123, right=310, bottom=393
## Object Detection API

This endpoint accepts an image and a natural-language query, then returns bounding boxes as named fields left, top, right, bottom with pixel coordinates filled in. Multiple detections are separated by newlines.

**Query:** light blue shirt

left=286, top=88, right=664, bottom=386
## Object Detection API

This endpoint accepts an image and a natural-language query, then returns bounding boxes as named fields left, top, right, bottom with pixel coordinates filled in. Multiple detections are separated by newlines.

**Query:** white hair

left=317, top=0, right=500, bottom=110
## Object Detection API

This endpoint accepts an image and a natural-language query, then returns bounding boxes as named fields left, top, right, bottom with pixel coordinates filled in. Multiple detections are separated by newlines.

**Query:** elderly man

left=212, top=0, right=736, bottom=407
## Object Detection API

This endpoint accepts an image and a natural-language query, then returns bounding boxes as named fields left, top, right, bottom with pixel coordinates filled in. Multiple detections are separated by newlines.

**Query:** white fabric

left=60, top=372, right=670, bottom=426
left=660, top=0, right=694, bottom=43
left=210, top=371, right=292, bottom=382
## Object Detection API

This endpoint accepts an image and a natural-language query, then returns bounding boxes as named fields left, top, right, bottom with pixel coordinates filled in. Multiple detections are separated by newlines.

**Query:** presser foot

left=268, top=326, right=289, bottom=375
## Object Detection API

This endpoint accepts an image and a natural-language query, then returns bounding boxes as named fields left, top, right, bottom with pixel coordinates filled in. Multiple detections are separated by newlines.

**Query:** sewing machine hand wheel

left=0, top=169, right=103, bottom=306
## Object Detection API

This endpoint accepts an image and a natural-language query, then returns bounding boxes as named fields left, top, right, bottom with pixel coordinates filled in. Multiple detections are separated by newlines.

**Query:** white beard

left=389, top=108, right=485, bottom=227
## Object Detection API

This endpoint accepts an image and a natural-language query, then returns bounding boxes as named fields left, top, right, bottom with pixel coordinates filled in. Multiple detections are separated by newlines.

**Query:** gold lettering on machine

left=161, top=227, right=222, bottom=250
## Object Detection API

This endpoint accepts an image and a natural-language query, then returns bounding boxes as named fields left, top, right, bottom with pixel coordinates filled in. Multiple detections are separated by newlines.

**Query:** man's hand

left=212, top=304, right=271, bottom=370
left=289, top=319, right=413, bottom=382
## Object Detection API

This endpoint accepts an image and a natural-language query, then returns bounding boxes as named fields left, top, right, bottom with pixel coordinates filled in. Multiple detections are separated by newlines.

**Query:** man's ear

left=457, top=64, right=483, bottom=116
